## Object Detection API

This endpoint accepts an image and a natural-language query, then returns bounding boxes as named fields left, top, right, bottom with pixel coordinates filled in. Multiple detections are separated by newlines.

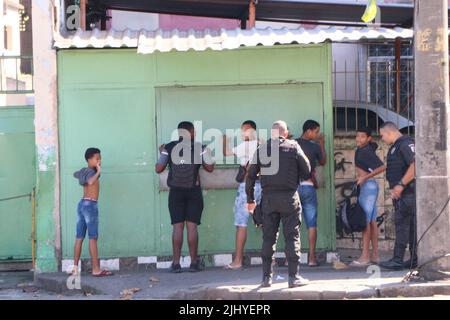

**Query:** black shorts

left=168, top=187, right=204, bottom=225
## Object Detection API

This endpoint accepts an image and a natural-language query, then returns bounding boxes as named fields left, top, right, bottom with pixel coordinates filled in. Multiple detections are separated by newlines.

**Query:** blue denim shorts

left=234, top=181, right=261, bottom=227
left=76, top=199, right=99, bottom=239
left=358, top=179, right=379, bottom=223
left=298, top=184, right=318, bottom=228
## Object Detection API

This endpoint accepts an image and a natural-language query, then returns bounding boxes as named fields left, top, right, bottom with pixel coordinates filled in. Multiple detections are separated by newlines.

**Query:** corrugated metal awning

left=53, top=26, right=414, bottom=54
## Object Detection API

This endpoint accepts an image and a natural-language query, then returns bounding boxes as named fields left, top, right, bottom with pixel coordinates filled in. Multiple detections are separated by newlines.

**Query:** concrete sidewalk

left=33, top=264, right=450, bottom=300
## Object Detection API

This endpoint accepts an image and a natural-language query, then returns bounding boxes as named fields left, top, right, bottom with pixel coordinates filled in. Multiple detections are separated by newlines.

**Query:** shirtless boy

left=72, top=148, right=112, bottom=277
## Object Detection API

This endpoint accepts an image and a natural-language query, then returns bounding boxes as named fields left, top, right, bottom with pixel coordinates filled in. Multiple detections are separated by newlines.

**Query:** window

left=3, top=25, right=13, bottom=51
left=367, top=43, right=414, bottom=121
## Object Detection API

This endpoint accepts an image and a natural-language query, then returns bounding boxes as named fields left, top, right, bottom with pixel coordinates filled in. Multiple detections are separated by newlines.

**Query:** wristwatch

left=397, top=181, right=407, bottom=188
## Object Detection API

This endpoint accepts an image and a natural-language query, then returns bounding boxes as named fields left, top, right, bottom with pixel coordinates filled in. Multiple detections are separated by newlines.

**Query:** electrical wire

left=403, top=195, right=450, bottom=282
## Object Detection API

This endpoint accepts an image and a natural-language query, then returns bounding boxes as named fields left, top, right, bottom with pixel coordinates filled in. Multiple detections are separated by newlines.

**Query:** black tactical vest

left=386, top=136, right=415, bottom=192
left=165, top=140, right=203, bottom=189
left=258, top=137, right=307, bottom=192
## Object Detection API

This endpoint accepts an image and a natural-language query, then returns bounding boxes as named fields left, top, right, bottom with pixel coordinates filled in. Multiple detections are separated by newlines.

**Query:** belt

left=82, top=198, right=98, bottom=202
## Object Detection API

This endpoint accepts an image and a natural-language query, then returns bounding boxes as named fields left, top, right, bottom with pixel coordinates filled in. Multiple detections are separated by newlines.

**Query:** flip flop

left=349, top=260, right=370, bottom=267
left=224, top=264, right=243, bottom=270
left=70, top=267, right=80, bottom=276
left=92, top=270, right=114, bottom=277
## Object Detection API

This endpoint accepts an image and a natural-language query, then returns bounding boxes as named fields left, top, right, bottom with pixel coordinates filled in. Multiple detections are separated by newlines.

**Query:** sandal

left=70, top=267, right=80, bottom=276
left=349, top=260, right=370, bottom=267
left=224, top=264, right=243, bottom=270
left=92, top=270, right=114, bottom=277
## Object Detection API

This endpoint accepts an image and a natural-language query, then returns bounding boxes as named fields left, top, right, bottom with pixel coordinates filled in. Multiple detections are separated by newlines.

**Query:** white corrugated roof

left=53, top=26, right=414, bottom=54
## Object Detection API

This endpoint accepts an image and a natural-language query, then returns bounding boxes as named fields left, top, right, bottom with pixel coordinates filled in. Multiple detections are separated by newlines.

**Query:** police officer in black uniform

left=378, top=122, right=417, bottom=270
left=246, top=121, right=311, bottom=288
left=155, top=121, right=215, bottom=273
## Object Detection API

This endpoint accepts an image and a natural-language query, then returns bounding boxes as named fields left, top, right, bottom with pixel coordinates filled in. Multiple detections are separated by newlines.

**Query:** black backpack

left=165, top=141, right=202, bottom=189
left=336, top=184, right=367, bottom=240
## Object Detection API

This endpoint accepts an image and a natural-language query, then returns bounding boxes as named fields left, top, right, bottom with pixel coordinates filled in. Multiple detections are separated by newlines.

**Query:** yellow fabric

left=361, top=0, right=378, bottom=23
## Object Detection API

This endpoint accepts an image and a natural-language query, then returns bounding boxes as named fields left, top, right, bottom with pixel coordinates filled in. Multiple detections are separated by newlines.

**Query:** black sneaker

left=288, top=275, right=310, bottom=288
left=379, top=259, right=405, bottom=270
left=261, top=276, right=272, bottom=288
left=170, top=263, right=182, bottom=273
left=189, top=258, right=205, bottom=272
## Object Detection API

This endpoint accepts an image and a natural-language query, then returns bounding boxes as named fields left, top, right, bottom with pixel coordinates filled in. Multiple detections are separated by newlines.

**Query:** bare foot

left=370, top=256, right=380, bottom=264
left=308, top=256, right=318, bottom=266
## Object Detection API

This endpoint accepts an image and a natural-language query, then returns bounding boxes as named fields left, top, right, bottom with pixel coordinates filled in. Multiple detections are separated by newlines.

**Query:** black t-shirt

left=296, top=138, right=323, bottom=171
left=355, top=143, right=384, bottom=173
left=386, top=136, right=415, bottom=190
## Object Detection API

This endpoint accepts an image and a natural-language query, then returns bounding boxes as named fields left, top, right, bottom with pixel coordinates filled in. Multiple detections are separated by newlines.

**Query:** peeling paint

left=37, top=145, right=56, bottom=172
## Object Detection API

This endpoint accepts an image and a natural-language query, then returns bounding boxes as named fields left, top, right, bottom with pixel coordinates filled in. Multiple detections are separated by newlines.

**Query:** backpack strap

left=351, top=182, right=361, bottom=198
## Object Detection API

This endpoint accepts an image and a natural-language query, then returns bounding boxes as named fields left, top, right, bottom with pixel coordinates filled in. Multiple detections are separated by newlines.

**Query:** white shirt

left=232, top=140, right=259, bottom=166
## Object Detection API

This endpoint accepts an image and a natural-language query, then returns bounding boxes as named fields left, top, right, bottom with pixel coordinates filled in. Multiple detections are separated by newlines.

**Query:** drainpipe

left=31, top=187, right=36, bottom=269
left=80, top=0, right=87, bottom=31
left=395, top=37, right=401, bottom=121
left=247, top=0, right=257, bottom=29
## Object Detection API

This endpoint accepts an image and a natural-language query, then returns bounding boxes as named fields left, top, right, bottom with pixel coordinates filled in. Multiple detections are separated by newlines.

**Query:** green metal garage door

left=0, top=106, right=35, bottom=261
left=156, top=84, right=331, bottom=254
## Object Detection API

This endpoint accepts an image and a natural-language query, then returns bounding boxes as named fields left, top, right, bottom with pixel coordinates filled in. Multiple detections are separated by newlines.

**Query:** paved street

left=2, top=263, right=450, bottom=300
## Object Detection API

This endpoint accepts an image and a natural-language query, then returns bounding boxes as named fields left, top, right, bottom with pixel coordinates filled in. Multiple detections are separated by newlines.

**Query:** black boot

left=288, top=275, right=310, bottom=288
left=403, top=259, right=418, bottom=269
left=379, top=258, right=405, bottom=270
left=170, top=263, right=182, bottom=273
left=189, top=258, right=205, bottom=272
left=382, top=244, right=407, bottom=270
left=261, top=276, right=272, bottom=288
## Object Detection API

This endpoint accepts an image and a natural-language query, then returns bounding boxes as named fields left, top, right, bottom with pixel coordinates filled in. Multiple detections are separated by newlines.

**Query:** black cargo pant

left=261, top=190, right=302, bottom=278
left=393, top=192, right=417, bottom=263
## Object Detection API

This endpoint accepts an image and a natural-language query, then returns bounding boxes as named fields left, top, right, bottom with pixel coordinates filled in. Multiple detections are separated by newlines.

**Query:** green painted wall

left=57, top=45, right=335, bottom=260
left=0, top=106, right=36, bottom=261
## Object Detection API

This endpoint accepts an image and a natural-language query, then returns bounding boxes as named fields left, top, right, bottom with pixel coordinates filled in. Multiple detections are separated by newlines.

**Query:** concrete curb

left=377, top=281, right=450, bottom=298
left=34, top=273, right=101, bottom=295
left=170, top=281, right=450, bottom=300
left=34, top=272, right=450, bottom=299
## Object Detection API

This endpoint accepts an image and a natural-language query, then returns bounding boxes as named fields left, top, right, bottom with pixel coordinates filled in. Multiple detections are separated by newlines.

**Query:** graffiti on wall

left=334, top=151, right=353, bottom=174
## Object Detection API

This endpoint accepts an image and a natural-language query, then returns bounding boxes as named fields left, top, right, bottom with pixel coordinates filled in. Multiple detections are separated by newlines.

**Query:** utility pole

left=414, top=0, right=450, bottom=280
